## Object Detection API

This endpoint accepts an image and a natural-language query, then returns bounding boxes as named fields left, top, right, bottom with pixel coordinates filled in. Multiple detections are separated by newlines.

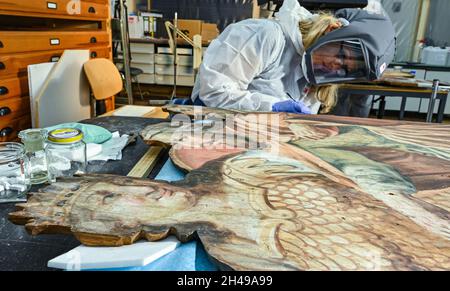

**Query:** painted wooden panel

left=9, top=106, right=450, bottom=270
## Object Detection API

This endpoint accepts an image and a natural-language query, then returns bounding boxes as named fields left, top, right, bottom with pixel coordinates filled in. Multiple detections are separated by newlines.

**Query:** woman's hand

left=272, top=100, right=312, bottom=114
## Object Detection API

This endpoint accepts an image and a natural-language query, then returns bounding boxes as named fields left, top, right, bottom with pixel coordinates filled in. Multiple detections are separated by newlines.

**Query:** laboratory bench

left=384, top=63, right=450, bottom=116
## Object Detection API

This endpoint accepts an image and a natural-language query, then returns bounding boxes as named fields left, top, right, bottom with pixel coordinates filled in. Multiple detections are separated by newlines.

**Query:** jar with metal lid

left=45, top=128, right=87, bottom=183
left=18, top=128, right=48, bottom=185
left=0, top=142, right=31, bottom=203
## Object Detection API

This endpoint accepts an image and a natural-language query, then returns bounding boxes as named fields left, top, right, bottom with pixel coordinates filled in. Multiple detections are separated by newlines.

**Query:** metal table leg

left=426, top=80, right=440, bottom=123
left=437, top=93, right=448, bottom=124
left=399, top=96, right=407, bottom=120
left=377, top=96, right=386, bottom=119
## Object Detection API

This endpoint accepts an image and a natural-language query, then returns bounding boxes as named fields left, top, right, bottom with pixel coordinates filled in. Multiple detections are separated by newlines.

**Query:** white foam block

left=34, top=50, right=91, bottom=128
left=48, top=236, right=180, bottom=270
left=28, top=62, right=56, bottom=128
left=112, top=105, right=156, bottom=117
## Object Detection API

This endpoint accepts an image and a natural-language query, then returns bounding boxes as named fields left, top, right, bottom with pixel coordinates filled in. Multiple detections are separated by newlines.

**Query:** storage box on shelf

left=130, top=53, right=154, bottom=64
left=155, top=54, right=193, bottom=66
left=116, top=42, right=155, bottom=85
left=154, top=74, right=195, bottom=87
left=0, top=0, right=113, bottom=141
left=131, top=43, right=155, bottom=85
left=130, top=42, right=155, bottom=54
left=154, top=45, right=195, bottom=87
left=156, top=46, right=193, bottom=55
left=121, top=17, right=218, bottom=88
left=177, top=19, right=202, bottom=41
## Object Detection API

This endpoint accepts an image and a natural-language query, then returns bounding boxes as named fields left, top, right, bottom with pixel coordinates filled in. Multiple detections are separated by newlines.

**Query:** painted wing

left=215, top=152, right=450, bottom=270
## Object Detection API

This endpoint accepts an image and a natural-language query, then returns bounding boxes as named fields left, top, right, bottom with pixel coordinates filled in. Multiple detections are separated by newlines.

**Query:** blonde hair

left=300, top=13, right=341, bottom=114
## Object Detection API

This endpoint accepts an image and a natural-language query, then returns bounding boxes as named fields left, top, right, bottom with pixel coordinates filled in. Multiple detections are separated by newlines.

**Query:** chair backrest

left=83, top=58, right=123, bottom=100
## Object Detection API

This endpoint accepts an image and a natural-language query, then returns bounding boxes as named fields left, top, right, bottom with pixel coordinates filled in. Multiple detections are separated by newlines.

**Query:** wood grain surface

left=9, top=106, right=450, bottom=270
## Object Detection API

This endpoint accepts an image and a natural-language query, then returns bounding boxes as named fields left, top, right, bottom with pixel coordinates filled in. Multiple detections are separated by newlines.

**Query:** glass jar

left=0, top=142, right=30, bottom=203
left=18, top=128, right=48, bottom=185
left=46, top=128, right=87, bottom=183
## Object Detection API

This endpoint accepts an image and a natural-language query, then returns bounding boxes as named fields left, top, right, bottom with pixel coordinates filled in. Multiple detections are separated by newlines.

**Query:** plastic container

left=0, top=142, right=30, bottom=203
left=421, top=47, right=448, bottom=66
left=18, top=128, right=48, bottom=185
left=45, top=128, right=87, bottom=183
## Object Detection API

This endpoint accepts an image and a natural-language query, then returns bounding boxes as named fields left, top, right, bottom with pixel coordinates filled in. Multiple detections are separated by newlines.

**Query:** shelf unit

left=0, top=0, right=114, bottom=142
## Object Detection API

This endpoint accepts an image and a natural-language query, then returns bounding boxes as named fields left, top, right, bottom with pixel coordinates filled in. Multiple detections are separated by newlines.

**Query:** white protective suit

left=191, top=0, right=322, bottom=114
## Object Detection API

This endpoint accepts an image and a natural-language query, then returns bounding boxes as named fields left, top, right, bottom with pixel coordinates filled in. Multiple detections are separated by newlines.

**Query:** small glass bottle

left=18, top=128, right=48, bottom=185
left=45, top=128, right=87, bottom=183
left=0, top=142, right=31, bottom=203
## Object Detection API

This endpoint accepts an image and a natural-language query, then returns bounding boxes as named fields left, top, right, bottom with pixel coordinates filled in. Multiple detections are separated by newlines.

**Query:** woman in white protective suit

left=189, top=0, right=396, bottom=115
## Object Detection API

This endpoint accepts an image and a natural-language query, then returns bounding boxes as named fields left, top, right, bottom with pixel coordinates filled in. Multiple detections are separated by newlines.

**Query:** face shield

left=303, top=8, right=396, bottom=86
left=310, top=39, right=369, bottom=84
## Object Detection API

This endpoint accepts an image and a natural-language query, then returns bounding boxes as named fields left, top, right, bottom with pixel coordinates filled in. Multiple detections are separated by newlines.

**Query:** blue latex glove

left=272, top=100, right=312, bottom=114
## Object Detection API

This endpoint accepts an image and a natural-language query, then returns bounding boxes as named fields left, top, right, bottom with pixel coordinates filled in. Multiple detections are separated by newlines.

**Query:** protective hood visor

left=310, top=39, right=369, bottom=84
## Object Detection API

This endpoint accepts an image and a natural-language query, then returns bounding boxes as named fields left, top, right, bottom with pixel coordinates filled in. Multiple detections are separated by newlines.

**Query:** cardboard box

left=201, top=23, right=219, bottom=43
left=177, top=19, right=202, bottom=40
left=174, top=19, right=219, bottom=44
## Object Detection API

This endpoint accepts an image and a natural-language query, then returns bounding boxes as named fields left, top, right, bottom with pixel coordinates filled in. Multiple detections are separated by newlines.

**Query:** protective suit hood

left=303, top=8, right=396, bottom=85
left=274, top=0, right=314, bottom=55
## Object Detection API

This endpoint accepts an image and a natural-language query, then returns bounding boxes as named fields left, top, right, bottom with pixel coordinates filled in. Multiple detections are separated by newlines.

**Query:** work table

left=390, top=62, right=450, bottom=72
left=0, top=116, right=169, bottom=271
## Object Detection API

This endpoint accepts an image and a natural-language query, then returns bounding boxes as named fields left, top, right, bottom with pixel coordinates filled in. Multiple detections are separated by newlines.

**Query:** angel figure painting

left=9, top=106, right=450, bottom=271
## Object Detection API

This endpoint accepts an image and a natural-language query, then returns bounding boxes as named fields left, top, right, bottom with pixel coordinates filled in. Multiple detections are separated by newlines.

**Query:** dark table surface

left=0, top=116, right=169, bottom=271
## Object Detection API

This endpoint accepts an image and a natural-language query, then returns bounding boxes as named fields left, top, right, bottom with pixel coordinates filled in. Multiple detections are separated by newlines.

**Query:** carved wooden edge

left=162, top=104, right=248, bottom=119
left=162, top=104, right=450, bottom=128
left=9, top=214, right=203, bottom=249
left=7, top=174, right=203, bottom=247
left=167, top=148, right=194, bottom=173
left=73, top=227, right=174, bottom=247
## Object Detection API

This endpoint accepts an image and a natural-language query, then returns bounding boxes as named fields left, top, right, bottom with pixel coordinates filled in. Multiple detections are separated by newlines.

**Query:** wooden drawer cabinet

left=0, top=51, right=61, bottom=78
left=0, top=114, right=31, bottom=142
left=0, top=46, right=110, bottom=78
left=0, top=31, right=110, bottom=54
left=89, top=46, right=110, bottom=59
left=0, top=76, right=28, bottom=99
left=0, top=0, right=109, bottom=20
left=0, top=97, right=30, bottom=126
left=0, top=0, right=112, bottom=141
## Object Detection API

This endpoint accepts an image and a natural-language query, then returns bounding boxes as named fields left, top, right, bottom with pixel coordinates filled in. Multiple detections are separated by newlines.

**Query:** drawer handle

left=91, top=51, right=98, bottom=58
left=0, top=127, right=13, bottom=137
left=88, top=7, right=96, bottom=13
left=0, top=107, right=11, bottom=116
left=90, top=37, right=97, bottom=44
left=50, top=56, right=60, bottom=62
left=0, top=62, right=4, bottom=70
left=50, top=38, right=60, bottom=46
left=0, top=86, right=8, bottom=96
left=0, top=41, right=3, bottom=48
left=47, top=2, right=57, bottom=9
